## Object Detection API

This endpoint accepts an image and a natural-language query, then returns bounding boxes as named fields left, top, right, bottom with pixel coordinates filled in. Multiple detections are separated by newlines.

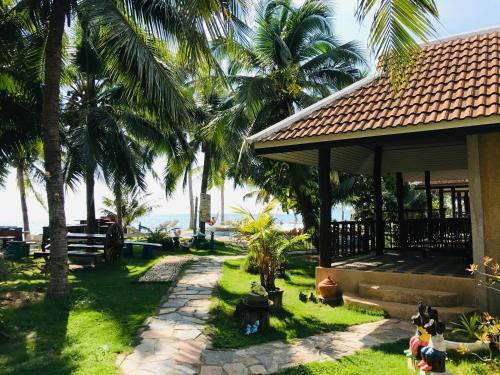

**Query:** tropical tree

left=233, top=200, right=309, bottom=292
left=4, top=0, right=245, bottom=298
left=0, top=3, right=46, bottom=238
left=164, top=74, right=240, bottom=234
left=101, top=189, right=155, bottom=228
left=218, top=0, right=365, bottom=244
left=62, top=27, right=182, bottom=234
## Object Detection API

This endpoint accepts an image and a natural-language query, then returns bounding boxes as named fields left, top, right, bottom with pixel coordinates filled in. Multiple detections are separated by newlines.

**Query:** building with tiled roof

left=249, top=26, right=500, bottom=316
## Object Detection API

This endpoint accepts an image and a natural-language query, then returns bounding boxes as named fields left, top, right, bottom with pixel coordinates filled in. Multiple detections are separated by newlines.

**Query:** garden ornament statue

left=406, top=302, right=430, bottom=360
left=406, top=304, right=451, bottom=374
left=245, top=320, right=260, bottom=335
left=418, top=307, right=447, bottom=373
left=299, top=291, right=307, bottom=302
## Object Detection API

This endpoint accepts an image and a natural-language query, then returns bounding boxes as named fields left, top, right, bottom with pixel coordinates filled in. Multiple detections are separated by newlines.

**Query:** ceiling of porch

left=259, top=139, right=469, bottom=181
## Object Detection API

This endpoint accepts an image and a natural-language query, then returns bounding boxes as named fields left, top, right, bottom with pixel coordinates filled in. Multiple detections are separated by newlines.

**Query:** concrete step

left=343, top=293, right=475, bottom=323
left=358, top=282, right=461, bottom=307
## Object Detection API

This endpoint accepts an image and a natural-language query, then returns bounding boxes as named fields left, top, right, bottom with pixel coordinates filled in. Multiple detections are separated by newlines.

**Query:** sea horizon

left=1, top=206, right=352, bottom=235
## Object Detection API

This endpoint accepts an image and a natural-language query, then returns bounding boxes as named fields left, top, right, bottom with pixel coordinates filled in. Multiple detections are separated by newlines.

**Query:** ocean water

left=134, top=205, right=352, bottom=231
left=133, top=213, right=303, bottom=231
left=2, top=206, right=352, bottom=235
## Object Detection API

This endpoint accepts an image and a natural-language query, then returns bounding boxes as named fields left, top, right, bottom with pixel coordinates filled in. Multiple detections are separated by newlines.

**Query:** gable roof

left=249, top=26, right=500, bottom=147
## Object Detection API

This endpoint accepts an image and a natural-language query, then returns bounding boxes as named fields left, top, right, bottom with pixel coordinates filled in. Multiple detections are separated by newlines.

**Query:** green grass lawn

left=277, top=340, right=499, bottom=375
left=0, top=249, right=179, bottom=375
left=208, top=256, right=383, bottom=348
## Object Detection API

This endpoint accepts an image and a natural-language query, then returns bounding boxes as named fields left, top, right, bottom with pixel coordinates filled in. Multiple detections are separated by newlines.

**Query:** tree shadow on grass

left=208, top=283, right=350, bottom=349
left=0, top=295, right=72, bottom=375
left=0, top=254, right=169, bottom=375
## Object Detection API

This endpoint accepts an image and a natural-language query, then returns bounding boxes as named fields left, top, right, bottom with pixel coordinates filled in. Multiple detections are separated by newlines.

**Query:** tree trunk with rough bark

left=289, top=164, right=319, bottom=250
left=16, top=160, right=30, bottom=237
left=114, top=185, right=123, bottom=229
left=220, top=179, right=225, bottom=224
left=188, top=170, right=195, bottom=230
left=85, top=168, right=97, bottom=234
left=42, top=0, right=69, bottom=299
left=199, top=149, right=211, bottom=234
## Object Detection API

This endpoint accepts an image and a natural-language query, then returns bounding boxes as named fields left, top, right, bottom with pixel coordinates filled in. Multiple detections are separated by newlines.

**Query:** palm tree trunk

left=220, top=179, right=225, bottom=224
left=114, top=185, right=123, bottom=229
left=289, top=164, right=319, bottom=250
left=188, top=170, right=195, bottom=230
left=85, top=168, right=97, bottom=234
left=16, top=160, right=30, bottom=237
left=42, top=0, right=69, bottom=299
left=199, top=149, right=211, bottom=234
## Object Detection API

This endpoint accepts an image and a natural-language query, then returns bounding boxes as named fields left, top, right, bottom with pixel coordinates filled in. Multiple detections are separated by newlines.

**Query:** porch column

left=438, top=188, right=445, bottom=219
left=318, top=146, right=331, bottom=268
left=464, top=191, right=470, bottom=217
left=457, top=191, right=463, bottom=217
left=451, top=187, right=457, bottom=218
left=425, top=171, right=433, bottom=219
left=396, top=172, right=406, bottom=250
left=425, top=171, right=433, bottom=248
left=373, top=146, right=384, bottom=255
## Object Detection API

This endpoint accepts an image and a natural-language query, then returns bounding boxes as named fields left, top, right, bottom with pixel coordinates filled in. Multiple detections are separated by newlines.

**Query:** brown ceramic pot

left=317, top=277, right=339, bottom=300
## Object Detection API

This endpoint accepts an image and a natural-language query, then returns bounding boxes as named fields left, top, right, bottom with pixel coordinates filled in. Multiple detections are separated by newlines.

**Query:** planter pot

left=318, top=276, right=339, bottom=301
left=268, top=288, right=284, bottom=310
left=246, top=291, right=269, bottom=307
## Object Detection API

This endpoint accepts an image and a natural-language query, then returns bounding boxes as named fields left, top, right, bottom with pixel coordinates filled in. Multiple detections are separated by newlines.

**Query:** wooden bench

left=123, top=241, right=162, bottom=259
left=68, top=244, right=103, bottom=251
left=33, top=250, right=103, bottom=264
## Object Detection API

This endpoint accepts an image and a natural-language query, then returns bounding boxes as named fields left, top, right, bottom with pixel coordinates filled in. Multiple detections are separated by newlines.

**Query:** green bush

left=240, top=253, right=259, bottom=274
left=146, top=228, right=176, bottom=251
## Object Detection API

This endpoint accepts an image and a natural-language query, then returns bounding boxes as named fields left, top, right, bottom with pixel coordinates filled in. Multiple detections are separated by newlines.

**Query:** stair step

left=359, top=282, right=461, bottom=307
left=343, top=293, right=475, bottom=323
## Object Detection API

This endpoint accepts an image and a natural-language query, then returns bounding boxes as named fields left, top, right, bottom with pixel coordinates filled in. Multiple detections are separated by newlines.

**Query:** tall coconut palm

left=164, top=74, right=241, bottom=234
left=217, top=0, right=365, bottom=244
left=0, top=4, right=46, bottom=238
left=62, top=27, right=184, bottom=234
left=5, top=0, right=245, bottom=298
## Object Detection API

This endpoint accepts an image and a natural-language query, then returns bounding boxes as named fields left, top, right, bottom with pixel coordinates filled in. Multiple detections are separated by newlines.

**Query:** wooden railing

left=332, top=221, right=375, bottom=258
left=332, top=218, right=472, bottom=259
left=387, top=218, right=472, bottom=253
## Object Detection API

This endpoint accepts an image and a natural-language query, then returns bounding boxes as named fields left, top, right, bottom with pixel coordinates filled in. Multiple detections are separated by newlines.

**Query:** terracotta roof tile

left=258, top=30, right=500, bottom=143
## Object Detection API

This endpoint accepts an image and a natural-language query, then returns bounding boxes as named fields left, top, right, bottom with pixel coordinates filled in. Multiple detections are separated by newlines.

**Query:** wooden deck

left=331, top=253, right=471, bottom=278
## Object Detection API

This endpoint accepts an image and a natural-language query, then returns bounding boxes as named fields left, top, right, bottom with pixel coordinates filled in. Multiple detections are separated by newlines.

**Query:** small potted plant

left=232, top=200, right=309, bottom=309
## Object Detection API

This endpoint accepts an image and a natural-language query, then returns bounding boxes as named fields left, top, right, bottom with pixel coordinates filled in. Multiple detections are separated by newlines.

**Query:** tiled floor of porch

left=330, top=252, right=471, bottom=278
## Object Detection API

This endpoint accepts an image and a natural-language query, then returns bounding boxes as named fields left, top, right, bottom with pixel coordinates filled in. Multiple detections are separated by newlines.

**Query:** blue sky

left=1, top=0, right=499, bottom=233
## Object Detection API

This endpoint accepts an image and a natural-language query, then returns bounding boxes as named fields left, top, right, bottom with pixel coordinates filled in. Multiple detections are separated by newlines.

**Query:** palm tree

left=101, top=189, right=155, bottom=229
left=355, top=0, right=439, bottom=88
left=11, top=147, right=46, bottom=237
left=218, top=0, right=365, bottom=244
left=164, top=74, right=239, bottom=234
left=4, top=0, right=245, bottom=298
left=0, top=5, right=45, bottom=238
left=62, top=28, right=183, bottom=234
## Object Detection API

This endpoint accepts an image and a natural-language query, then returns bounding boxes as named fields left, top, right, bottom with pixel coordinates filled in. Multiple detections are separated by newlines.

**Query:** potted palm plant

left=232, top=200, right=309, bottom=309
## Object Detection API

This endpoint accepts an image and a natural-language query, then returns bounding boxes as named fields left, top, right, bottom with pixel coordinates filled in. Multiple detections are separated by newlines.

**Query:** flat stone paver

left=119, top=256, right=413, bottom=374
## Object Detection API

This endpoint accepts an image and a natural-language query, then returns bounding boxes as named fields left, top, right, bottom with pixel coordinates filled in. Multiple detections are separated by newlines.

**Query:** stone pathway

left=118, top=256, right=224, bottom=374
left=118, top=257, right=413, bottom=375
left=200, top=319, right=413, bottom=374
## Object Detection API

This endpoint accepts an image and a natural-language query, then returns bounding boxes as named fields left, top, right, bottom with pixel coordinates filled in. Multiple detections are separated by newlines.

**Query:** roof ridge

left=247, top=25, right=500, bottom=144
left=423, top=25, right=500, bottom=47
